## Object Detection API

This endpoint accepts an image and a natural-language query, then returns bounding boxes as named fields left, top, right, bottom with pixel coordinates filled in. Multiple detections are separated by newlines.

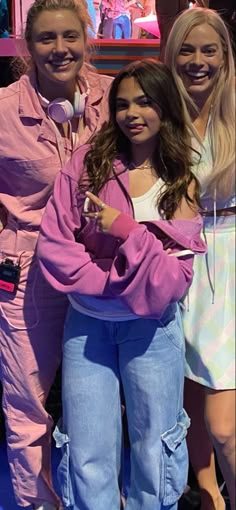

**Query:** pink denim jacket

left=38, top=145, right=207, bottom=319
left=0, top=65, right=112, bottom=250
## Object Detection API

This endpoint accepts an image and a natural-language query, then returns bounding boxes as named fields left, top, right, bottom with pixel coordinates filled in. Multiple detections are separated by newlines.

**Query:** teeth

left=187, top=72, right=208, bottom=78
left=51, top=60, right=71, bottom=66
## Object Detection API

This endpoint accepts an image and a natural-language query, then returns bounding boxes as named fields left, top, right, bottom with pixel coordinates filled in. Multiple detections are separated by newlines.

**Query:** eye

left=203, top=47, right=217, bottom=55
left=65, top=32, right=81, bottom=41
left=39, top=36, right=54, bottom=44
left=116, top=101, right=128, bottom=111
left=37, top=32, right=55, bottom=43
left=138, top=97, right=152, bottom=106
left=67, top=35, right=78, bottom=40
left=179, top=47, right=193, bottom=56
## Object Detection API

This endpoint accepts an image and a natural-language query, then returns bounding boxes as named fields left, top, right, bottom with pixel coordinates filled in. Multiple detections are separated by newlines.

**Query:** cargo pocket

left=160, top=408, right=190, bottom=506
left=53, top=419, right=75, bottom=508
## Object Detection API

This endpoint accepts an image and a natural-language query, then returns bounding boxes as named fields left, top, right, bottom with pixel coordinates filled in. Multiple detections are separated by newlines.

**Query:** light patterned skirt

left=183, top=214, right=235, bottom=390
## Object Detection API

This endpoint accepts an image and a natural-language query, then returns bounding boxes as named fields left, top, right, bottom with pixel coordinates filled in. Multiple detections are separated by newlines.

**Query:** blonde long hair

left=165, top=7, right=235, bottom=199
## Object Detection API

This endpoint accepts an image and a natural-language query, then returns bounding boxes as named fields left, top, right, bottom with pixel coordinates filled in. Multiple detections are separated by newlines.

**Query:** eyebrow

left=181, top=43, right=219, bottom=48
left=36, top=29, right=80, bottom=37
left=116, top=94, right=147, bottom=101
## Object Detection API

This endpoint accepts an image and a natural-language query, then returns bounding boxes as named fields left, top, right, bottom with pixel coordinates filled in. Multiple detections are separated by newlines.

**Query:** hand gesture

left=83, top=191, right=121, bottom=233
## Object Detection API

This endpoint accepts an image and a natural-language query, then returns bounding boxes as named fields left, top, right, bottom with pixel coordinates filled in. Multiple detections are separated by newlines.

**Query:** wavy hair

left=81, top=59, right=199, bottom=219
left=165, top=7, right=235, bottom=199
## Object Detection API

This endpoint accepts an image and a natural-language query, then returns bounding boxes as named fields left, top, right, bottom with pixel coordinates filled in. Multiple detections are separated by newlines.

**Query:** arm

left=108, top=214, right=204, bottom=317
left=172, top=179, right=199, bottom=220
left=155, top=0, right=189, bottom=61
left=37, top=162, right=113, bottom=296
left=39, top=176, right=204, bottom=317
left=126, top=0, right=138, bottom=8
left=84, top=189, right=206, bottom=318
left=101, top=0, right=112, bottom=9
left=38, top=161, right=206, bottom=318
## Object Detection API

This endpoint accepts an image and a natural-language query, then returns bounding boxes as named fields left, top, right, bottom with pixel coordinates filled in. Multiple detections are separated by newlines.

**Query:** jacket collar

left=18, top=72, right=43, bottom=120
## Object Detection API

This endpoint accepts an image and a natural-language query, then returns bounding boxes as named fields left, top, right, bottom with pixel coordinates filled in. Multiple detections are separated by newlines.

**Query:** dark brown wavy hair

left=81, top=59, right=200, bottom=219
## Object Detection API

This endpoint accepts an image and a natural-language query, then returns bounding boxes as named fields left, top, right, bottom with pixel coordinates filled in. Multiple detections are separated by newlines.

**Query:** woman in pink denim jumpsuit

left=0, top=1, right=112, bottom=508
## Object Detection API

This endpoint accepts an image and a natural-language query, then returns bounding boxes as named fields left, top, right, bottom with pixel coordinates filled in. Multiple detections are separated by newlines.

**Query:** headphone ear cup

left=74, top=91, right=87, bottom=117
left=47, top=98, right=74, bottom=123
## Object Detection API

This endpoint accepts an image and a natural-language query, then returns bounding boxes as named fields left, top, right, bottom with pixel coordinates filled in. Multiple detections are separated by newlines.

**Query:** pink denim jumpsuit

left=0, top=66, right=112, bottom=508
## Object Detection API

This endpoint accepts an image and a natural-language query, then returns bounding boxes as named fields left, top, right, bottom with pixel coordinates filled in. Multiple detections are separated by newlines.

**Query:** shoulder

left=0, top=74, right=34, bottom=113
left=96, top=72, right=114, bottom=90
left=0, top=79, right=20, bottom=107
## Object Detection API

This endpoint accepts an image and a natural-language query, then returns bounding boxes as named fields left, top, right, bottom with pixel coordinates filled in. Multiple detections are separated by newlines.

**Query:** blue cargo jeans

left=54, top=304, right=190, bottom=509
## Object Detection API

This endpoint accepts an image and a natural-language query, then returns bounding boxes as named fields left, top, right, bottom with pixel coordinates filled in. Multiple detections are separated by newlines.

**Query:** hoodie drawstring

left=212, top=187, right=217, bottom=304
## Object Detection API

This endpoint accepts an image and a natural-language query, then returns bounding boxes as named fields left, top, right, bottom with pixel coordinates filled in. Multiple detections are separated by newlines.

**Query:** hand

left=83, top=191, right=121, bottom=233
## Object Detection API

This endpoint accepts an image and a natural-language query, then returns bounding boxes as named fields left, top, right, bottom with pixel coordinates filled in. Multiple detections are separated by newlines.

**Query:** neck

left=130, top=159, right=153, bottom=170
left=130, top=144, right=154, bottom=168
left=37, top=77, right=77, bottom=104
left=190, top=91, right=213, bottom=122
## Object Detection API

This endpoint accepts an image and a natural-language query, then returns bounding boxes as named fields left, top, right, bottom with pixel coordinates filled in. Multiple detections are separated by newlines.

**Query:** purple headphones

left=38, top=81, right=90, bottom=123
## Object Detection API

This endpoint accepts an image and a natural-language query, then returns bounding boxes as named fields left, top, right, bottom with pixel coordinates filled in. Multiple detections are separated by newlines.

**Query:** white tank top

left=132, top=179, right=164, bottom=222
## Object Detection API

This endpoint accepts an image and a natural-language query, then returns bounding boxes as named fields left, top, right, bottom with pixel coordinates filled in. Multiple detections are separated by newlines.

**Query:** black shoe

left=178, top=489, right=201, bottom=510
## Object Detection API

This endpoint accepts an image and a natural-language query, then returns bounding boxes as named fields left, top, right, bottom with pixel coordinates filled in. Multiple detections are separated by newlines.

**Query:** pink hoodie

left=38, top=145, right=206, bottom=319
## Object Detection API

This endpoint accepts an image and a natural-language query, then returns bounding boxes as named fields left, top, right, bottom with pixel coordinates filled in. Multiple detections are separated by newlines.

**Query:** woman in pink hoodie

left=0, top=1, right=112, bottom=509
left=38, top=59, right=206, bottom=510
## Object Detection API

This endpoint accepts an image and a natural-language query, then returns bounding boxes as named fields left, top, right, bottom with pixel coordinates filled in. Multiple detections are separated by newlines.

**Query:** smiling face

left=28, top=9, right=85, bottom=100
left=115, top=76, right=162, bottom=160
left=176, top=22, right=224, bottom=100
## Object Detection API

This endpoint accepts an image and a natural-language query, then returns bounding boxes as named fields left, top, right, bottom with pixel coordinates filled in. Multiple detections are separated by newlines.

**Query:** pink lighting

left=134, top=13, right=160, bottom=38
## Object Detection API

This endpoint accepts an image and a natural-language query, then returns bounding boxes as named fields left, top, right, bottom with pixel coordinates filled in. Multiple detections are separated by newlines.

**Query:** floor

left=0, top=441, right=61, bottom=510
left=0, top=441, right=230, bottom=510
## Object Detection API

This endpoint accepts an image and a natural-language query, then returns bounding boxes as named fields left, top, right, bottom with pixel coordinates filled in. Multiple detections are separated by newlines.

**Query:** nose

left=53, top=36, right=67, bottom=54
left=126, top=102, right=139, bottom=117
left=191, top=49, right=204, bottom=66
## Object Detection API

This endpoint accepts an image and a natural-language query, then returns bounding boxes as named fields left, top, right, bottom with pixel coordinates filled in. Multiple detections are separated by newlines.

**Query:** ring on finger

left=100, top=202, right=106, bottom=210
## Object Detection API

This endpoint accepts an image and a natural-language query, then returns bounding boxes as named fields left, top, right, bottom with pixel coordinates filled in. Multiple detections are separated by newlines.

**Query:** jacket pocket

left=53, top=419, right=75, bottom=508
left=160, top=408, right=190, bottom=505
left=0, top=206, right=7, bottom=234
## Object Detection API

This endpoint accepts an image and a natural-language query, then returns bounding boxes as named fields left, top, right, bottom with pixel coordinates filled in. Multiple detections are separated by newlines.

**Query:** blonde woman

left=163, top=7, right=235, bottom=510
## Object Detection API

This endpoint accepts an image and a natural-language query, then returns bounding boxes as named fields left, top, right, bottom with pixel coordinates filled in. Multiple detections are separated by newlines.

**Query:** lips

left=185, top=71, right=209, bottom=80
left=127, top=124, right=145, bottom=132
left=49, top=59, right=73, bottom=68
